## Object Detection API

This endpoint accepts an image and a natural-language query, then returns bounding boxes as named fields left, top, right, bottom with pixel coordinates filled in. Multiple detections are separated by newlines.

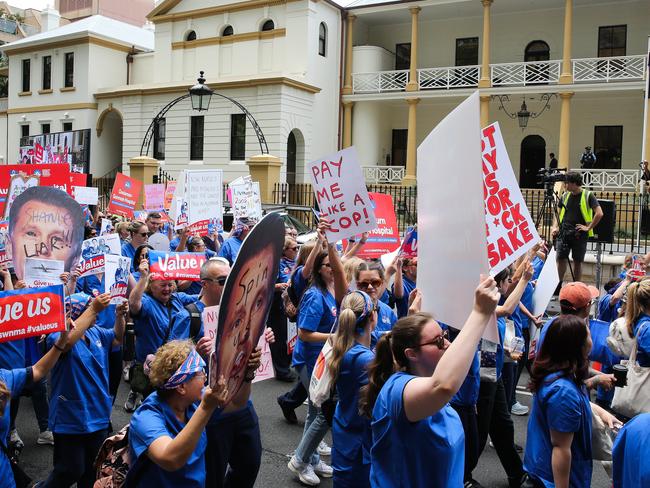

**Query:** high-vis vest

left=559, top=190, right=594, bottom=237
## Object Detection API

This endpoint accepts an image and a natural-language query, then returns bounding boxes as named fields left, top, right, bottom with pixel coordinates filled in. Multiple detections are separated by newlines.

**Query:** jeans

left=451, top=403, right=479, bottom=482
left=294, top=364, right=328, bottom=466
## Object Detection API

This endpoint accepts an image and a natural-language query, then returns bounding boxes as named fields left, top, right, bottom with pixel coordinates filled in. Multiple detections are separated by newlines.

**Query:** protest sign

left=287, top=322, right=298, bottom=355
left=99, top=218, right=113, bottom=236
left=78, top=234, right=121, bottom=277
left=69, top=172, right=88, bottom=189
left=351, top=193, right=400, bottom=259
left=308, top=147, right=377, bottom=242
left=73, top=186, right=98, bottom=206
left=0, top=221, right=10, bottom=268
left=185, top=170, right=224, bottom=235
left=230, top=177, right=262, bottom=221
left=400, top=226, right=418, bottom=258
left=170, top=173, right=187, bottom=229
left=417, top=92, right=498, bottom=342
left=209, top=212, right=284, bottom=401
left=532, top=248, right=560, bottom=316
left=164, top=181, right=177, bottom=210
left=144, top=184, right=165, bottom=211
left=252, top=334, right=274, bottom=383
left=24, top=258, right=64, bottom=288
left=148, top=233, right=171, bottom=252
left=107, top=173, right=142, bottom=218
left=482, top=123, right=540, bottom=274
left=0, top=285, right=66, bottom=343
left=202, top=305, right=220, bottom=353
left=133, top=210, right=147, bottom=222
left=9, top=186, right=85, bottom=279
left=148, top=250, right=206, bottom=281
left=104, top=254, right=130, bottom=304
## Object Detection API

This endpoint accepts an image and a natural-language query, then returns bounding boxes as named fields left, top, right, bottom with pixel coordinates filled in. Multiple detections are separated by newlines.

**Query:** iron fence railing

left=93, top=165, right=121, bottom=210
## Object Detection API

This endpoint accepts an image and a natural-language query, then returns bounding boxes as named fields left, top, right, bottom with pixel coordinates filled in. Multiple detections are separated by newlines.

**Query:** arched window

left=318, top=22, right=327, bottom=57
left=185, top=30, right=197, bottom=41
left=261, top=19, right=275, bottom=31
left=222, top=25, right=234, bottom=36
left=524, top=40, right=550, bottom=62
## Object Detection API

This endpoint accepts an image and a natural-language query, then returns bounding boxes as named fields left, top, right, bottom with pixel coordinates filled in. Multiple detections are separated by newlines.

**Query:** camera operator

left=551, top=171, right=603, bottom=283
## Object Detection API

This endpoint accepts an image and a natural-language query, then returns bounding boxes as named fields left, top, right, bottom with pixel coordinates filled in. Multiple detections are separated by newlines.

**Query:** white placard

left=186, top=169, right=224, bottom=234
left=104, top=254, right=130, bottom=304
left=307, top=146, right=377, bottom=242
left=532, top=248, right=559, bottom=316
left=417, top=92, right=498, bottom=342
left=202, top=305, right=220, bottom=353
left=230, top=179, right=262, bottom=221
left=80, top=234, right=121, bottom=260
left=148, top=233, right=171, bottom=252
left=99, top=218, right=113, bottom=236
left=24, top=258, right=64, bottom=288
left=252, top=333, right=274, bottom=383
left=73, top=186, right=98, bottom=206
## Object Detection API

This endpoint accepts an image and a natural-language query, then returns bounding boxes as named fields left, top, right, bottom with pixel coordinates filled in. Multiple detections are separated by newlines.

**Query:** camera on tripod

left=537, top=167, right=568, bottom=186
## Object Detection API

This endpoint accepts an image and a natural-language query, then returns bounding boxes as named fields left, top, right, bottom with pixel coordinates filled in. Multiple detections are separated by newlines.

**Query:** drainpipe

left=337, top=11, right=345, bottom=150
left=126, top=46, right=135, bottom=85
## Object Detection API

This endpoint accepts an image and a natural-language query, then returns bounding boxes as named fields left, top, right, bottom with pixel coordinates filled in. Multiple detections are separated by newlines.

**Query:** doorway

left=391, top=129, right=407, bottom=167
left=519, top=135, right=546, bottom=188
left=287, top=131, right=296, bottom=184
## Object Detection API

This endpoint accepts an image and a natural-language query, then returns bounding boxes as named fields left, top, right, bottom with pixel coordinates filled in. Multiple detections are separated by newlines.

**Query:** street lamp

left=189, top=71, right=213, bottom=112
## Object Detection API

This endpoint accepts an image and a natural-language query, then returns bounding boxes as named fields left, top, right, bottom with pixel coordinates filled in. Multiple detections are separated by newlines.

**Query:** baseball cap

left=559, top=282, right=599, bottom=311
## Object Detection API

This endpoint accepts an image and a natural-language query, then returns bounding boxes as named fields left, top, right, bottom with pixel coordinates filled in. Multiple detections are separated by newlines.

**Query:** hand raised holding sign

left=475, top=275, right=499, bottom=316
left=202, top=375, right=228, bottom=410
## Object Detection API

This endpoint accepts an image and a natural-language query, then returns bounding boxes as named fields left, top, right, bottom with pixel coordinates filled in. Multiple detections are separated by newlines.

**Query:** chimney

left=40, top=6, right=61, bottom=32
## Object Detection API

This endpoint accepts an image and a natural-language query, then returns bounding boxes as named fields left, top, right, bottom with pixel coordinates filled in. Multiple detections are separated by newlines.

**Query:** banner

left=0, top=221, right=11, bottom=267
left=482, top=123, right=540, bottom=274
left=252, top=334, right=274, bottom=383
left=399, top=226, right=418, bottom=258
left=24, top=258, right=64, bottom=287
left=352, top=193, right=400, bottom=259
left=148, top=250, right=206, bottom=281
left=229, top=177, right=262, bottom=221
left=0, top=285, right=66, bottom=343
left=202, top=305, right=220, bottom=353
left=104, top=254, right=130, bottom=304
left=107, top=173, right=142, bottom=218
left=185, top=170, right=223, bottom=235
left=144, top=184, right=165, bottom=211
left=78, top=234, right=122, bottom=277
left=164, top=181, right=177, bottom=210
left=73, top=186, right=98, bottom=206
left=308, top=147, right=377, bottom=242
left=209, top=212, right=284, bottom=401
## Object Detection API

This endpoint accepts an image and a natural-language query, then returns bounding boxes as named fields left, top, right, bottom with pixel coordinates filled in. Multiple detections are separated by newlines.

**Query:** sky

left=15, top=0, right=356, bottom=11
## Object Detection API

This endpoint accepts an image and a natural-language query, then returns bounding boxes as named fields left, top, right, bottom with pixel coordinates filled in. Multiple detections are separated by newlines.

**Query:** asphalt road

left=14, top=368, right=611, bottom=487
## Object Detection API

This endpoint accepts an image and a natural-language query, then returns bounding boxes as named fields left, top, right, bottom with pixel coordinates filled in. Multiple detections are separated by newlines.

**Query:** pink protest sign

left=144, top=184, right=165, bottom=211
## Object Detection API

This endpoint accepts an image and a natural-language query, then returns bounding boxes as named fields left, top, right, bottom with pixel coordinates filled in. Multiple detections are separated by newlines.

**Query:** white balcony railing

left=573, top=169, right=639, bottom=191
left=418, top=65, right=480, bottom=90
left=352, top=70, right=409, bottom=93
left=573, top=55, right=647, bottom=83
left=363, top=166, right=405, bottom=183
left=491, top=60, right=561, bottom=86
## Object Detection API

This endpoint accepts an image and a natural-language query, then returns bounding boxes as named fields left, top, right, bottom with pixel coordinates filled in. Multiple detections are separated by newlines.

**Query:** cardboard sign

left=78, top=234, right=121, bottom=277
left=104, top=254, right=130, bottom=304
left=0, top=285, right=66, bottom=343
left=99, top=218, right=113, bottom=236
left=308, top=147, right=377, bottom=242
left=209, top=212, right=284, bottom=401
left=164, top=181, right=177, bottom=210
left=185, top=170, right=224, bottom=235
left=202, top=305, right=220, bottom=353
left=482, top=123, right=540, bottom=274
left=252, top=333, right=274, bottom=383
left=532, top=248, right=559, bottom=316
left=107, top=173, right=142, bottom=218
left=144, top=184, right=165, bottom=211
left=148, top=250, right=206, bottom=281
left=0, top=221, right=11, bottom=267
left=73, top=186, right=98, bottom=206
left=353, top=193, right=400, bottom=259
left=230, top=177, right=262, bottom=221
left=400, top=227, right=418, bottom=258
left=69, top=172, right=88, bottom=189
left=24, top=258, right=64, bottom=288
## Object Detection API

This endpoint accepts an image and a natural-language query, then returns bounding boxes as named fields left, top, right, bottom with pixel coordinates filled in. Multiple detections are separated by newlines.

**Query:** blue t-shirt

left=523, top=374, right=593, bottom=488
left=0, top=368, right=29, bottom=488
left=129, top=392, right=207, bottom=488
left=0, top=340, right=25, bottom=371
left=121, top=242, right=137, bottom=271
left=278, top=257, right=295, bottom=284
left=612, top=412, right=650, bottom=488
left=292, top=287, right=337, bottom=374
left=371, top=300, right=397, bottom=349
left=532, top=256, right=545, bottom=279
left=332, top=343, right=374, bottom=478
left=392, top=276, right=416, bottom=319
left=633, top=314, right=650, bottom=367
left=496, top=316, right=506, bottom=380
left=597, top=294, right=619, bottom=324
left=291, top=265, right=309, bottom=301
left=452, top=348, right=481, bottom=407
left=47, top=327, right=115, bottom=434
left=519, top=284, right=535, bottom=329
left=76, top=274, right=117, bottom=331
left=133, top=293, right=199, bottom=363
left=218, top=236, right=243, bottom=265
left=370, top=372, right=464, bottom=488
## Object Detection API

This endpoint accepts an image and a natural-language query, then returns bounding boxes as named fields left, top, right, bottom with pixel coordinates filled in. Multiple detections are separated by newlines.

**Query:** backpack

left=184, top=302, right=203, bottom=343
left=93, top=425, right=134, bottom=488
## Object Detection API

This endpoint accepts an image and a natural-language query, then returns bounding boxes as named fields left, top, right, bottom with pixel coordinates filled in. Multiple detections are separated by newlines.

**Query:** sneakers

left=9, top=429, right=23, bottom=449
left=124, top=390, right=140, bottom=413
left=123, top=366, right=130, bottom=382
left=312, top=460, right=333, bottom=478
left=464, top=479, right=485, bottom=488
left=37, top=430, right=54, bottom=445
left=316, top=440, right=331, bottom=456
left=277, top=397, right=298, bottom=424
left=288, top=456, right=320, bottom=486
left=511, top=402, right=529, bottom=416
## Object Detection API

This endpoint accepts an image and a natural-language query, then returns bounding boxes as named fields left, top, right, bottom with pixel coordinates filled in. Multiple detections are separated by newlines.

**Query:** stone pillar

left=128, top=156, right=159, bottom=209
left=406, top=7, right=421, bottom=92
left=645, top=97, right=650, bottom=162
left=342, top=14, right=356, bottom=95
left=558, top=92, right=574, bottom=169
left=247, top=154, right=282, bottom=204
left=480, top=95, right=490, bottom=128
left=402, top=97, right=420, bottom=186
left=559, top=0, right=573, bottom=84
left=342, top=101, right=354, bottom=148
left=478, top=0, right=493, bottom=88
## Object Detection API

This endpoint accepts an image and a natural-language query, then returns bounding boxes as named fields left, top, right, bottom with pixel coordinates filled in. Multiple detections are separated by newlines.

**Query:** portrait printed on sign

left=210, top=212, right=284, bottom=401
left=9, top=186, right=85, bottom=279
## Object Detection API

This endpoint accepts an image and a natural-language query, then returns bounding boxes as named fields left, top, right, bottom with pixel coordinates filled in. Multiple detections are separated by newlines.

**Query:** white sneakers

left=511, top=401, right=530, bottom=416
left=316, top=440, right=331, bottom=456
left=37, top=430, right=54, bottom=445
left=288, top=455, right=333, bottom=486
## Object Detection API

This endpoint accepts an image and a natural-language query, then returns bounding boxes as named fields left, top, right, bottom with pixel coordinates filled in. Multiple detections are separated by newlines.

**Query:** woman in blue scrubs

left=523, top=314, right=620, bottom=487
left=354, top=261, right=396, bottom=349
left=360, top=276, right=499, bottom=488
left=622, top=279, right=650, bottom=367
left=129, top=340, right=228, bottom=488
left=329, top=291, right=377, bottom=487
left=612, top=413, right=650, bottom=488
left=122, top=222, right=149, bottom=271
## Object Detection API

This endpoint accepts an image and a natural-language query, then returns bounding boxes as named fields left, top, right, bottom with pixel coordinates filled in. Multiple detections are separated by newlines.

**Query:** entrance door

left=286, top=132, right=297, bottom=184
left=391, top=129, right=407, bottom=167
left=519, top=135, right=546, bottom=188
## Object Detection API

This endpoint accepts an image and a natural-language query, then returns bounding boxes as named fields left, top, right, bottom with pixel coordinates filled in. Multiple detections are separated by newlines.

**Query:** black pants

left=42, top=428, right=108, bottom=488
left=205, top=405, right=262, bottom=488
left=475, top=379, right=524, bottom=485
left=515, top=327, right=532, bottom=396
left=451, top=403, right=479, bottom=483
left=277, top=379, right=308, bottom=410
left=108, top=349, right=123, bottom=404
left=502, top=362, right=517, bottom=410
left=267, top=297, right=292, bottom=379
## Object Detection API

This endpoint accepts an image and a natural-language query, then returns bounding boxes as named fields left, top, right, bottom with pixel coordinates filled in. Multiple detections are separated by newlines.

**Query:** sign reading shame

left=308, top=147, right=377, bottom=242
left=482, top=123, right=540, bottom=274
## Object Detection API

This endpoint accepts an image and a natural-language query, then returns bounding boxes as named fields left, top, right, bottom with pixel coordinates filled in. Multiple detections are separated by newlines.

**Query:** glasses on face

left=417, top=330, right=449, bottom=350
left=204, top=276, right=227, bottom=286
left=137, top=232, right=148, bottom=237
left=357, top=279, right=383, bottom=289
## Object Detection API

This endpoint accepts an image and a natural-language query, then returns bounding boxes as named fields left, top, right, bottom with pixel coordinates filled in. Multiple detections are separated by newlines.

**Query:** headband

left=353, top=290, right=375, bottom=327
left=161, top=349, right=206, bottom=390
left=65, top=293, right=92, bottom=320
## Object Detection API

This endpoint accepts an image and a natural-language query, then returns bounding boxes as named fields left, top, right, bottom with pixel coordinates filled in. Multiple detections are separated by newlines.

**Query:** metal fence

left=93, top=165, right=121, bottom=210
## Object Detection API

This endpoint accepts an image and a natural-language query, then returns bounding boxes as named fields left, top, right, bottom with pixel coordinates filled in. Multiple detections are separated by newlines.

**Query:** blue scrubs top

left=0, top=368, right=29, bottom=488
left=632, top=314, right=650, bottom=366
left=291, top=265, right=309, bottom=301
left=0, top=340, right=25, bottom=371
left=371, top=300, right=397, bottom=349
left=532, top=256, right=545, bottom=279
left=370, top=372, right=464, bottom=488
left=278, top=257, right=295, bottom=284
left=76, top=275, right=117, bottom=330
left=597, top=294, right=619, bottom=324
left=332, top=343, right=374, bottom=485
left=218, top=236, right=242, bottom=265
left=452, top=349, right=481, bottom=407
left=495, top=316, right=506, bottom=380
left=392, top=276, right=416, bottom=319
left=129, top=392, right=207, bottom=488
left=169, top=236, right=180, bottom=252
left=523, top=373, right=593, bottom=488
left=121, top=242, right=137, bottom=271
left=47, top=327, right=115, bottom=434
left=520, top=284, right=534, bottom=329
left=612, top=412, right=650, bottom=488
left=172, top=300, right=206, bottom=341
left=292, top=287, right=337, bottom=374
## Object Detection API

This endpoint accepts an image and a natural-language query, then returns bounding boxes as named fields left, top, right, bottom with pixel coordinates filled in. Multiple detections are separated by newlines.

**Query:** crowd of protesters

left=0, top=200, right=648, bottom=488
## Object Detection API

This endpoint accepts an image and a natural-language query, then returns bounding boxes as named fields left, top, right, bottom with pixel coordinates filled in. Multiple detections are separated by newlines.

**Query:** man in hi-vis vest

left=551, top=171, right=603, bottom=283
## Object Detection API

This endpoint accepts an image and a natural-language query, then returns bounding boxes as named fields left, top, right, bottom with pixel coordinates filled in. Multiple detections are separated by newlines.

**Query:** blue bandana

left=161, top=349, right=206, bottom=390
left=353, top=290, right=374, bottom=328
left=65, top=293, right=92, bottom=320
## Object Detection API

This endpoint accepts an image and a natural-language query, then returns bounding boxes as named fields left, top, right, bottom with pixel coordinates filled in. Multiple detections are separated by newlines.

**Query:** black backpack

left=184, top=302, right=203, bottom=343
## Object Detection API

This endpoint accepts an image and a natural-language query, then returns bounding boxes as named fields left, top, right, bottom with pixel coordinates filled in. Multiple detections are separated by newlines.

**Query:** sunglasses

left=417, top=330, right=449, bottom=350
left=137, top=232, right=148, bottom=237
left=357, top=279, right=383, bottom=289
left=204, top=277, right=227, bottom=285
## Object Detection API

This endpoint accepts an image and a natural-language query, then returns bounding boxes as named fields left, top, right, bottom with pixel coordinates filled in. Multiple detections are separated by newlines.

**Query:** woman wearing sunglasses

left=122, top=222, right=149, bottom=271
left=355, top=262, right=397, bottom=349
left=360, top=276, right=499, bottom=487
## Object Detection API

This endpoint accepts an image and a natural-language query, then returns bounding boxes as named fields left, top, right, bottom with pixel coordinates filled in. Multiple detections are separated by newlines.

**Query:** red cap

left=559, top=282, right=599, bottom=310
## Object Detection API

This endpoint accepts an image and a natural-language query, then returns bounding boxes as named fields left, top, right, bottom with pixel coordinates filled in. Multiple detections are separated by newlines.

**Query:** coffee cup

left=613, top=364, right=627, bottom=387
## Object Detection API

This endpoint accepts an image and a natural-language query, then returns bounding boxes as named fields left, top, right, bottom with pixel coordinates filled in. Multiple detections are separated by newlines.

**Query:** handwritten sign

left=185, top=170, right=223, bottom=235
left=308, top=147, right=377, bottom=242
left=230, top=177, right=262, bottom=221
left=104, top=254, right=130, bottom=304
left=73, top=186, right=98, bottom=206
left=202, top=305, right=220, bottom=353
left=148, top=250, right=206, bottom=281
left=482, top=123, right=540, bottom=274
left=352, top=193, right=400, bottom=259
left=252, top=333, right=274, bottom=383
left=24, top=258, right=64, bottom=288
left=0, top=285, right=66, bottom=343
left=144, top=184, right=165, bottom=211
left=164, top=181, right=177, bottom=211
left=107, top=173, right=142, bottom=218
